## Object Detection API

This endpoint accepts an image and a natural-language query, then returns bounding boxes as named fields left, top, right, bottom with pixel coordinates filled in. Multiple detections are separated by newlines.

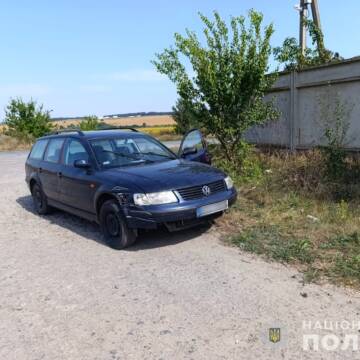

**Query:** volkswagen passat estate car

left=25, top=128, right=237, bottom=249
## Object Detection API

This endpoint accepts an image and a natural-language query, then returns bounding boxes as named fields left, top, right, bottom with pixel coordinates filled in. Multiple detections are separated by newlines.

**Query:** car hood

left=101, top=159, right=226, bottom=193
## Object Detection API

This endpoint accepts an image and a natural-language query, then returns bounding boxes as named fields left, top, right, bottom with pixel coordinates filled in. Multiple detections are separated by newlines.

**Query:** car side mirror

left=74, top=159, right=91, bottom=169
left=181, top=146, right=198, bottom=157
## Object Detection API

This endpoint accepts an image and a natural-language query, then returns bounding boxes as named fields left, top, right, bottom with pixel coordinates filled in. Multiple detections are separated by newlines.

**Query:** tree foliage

left=4, top=98, right=52, bottom=140
left=79, top=115, right=100, bottom=131
left=153, top=10, right=278, bottom=163
left=172, top=97, right=200, bottom=134
left=273, top=20, right=342, bottom=71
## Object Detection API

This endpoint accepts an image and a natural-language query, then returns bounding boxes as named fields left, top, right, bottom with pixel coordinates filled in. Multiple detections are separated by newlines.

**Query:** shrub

left=4, top=98, right=52, bottom=140
left=317, top=87, right=353, bottom=183
left=79, top=116, right=100, bottom=131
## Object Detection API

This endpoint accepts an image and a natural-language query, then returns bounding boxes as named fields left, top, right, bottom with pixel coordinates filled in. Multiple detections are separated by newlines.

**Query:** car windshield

left=90, top=135, right=177, bottom=168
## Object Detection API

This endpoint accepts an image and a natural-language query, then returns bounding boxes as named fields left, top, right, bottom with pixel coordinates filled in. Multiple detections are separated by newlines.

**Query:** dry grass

left=0, top=134, right=31, bottom=151
left=213, top=148, right=360, bottom=288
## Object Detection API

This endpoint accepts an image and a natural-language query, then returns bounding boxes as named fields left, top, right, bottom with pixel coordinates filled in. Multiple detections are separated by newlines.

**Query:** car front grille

left=176, top=180, right=226, bottom=200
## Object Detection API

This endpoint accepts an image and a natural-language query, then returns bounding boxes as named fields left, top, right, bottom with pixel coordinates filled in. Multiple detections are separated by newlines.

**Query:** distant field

left=53, top=115, right=175, bottom=128
left=0, top=115, right=175, bottom=132
left=0, top=115, right=180, bottom=151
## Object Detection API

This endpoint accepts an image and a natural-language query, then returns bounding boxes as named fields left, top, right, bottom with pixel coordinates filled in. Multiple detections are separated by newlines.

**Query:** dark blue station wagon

left=25, top=128, right=237, bottom=249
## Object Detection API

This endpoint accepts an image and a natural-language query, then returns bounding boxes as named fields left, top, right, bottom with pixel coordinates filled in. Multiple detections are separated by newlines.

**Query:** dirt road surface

left=1, top=151, right=360, bottom=360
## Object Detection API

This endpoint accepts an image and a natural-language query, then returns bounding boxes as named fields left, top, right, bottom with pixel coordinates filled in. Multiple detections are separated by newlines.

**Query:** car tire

left=31, top=183, right=51, bottom=215
left=99, top=199, right=136, bottom=249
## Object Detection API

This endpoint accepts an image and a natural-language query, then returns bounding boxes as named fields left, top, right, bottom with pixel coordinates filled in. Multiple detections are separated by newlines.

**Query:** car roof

left=39, top=129, right=149, bottom=141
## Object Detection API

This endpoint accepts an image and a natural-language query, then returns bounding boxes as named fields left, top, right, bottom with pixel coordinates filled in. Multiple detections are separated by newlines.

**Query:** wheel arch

left=95, top=192, right=119, bottom=221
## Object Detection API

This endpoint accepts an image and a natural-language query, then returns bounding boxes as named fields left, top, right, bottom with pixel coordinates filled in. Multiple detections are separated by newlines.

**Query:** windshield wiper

left=139, top=151, right=176, bottom=159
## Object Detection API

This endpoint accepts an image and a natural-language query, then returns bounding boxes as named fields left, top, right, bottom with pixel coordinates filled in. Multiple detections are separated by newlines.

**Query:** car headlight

left=224, top=176, right=234, bottom=190
left=133, top=191, right=178, bottom=206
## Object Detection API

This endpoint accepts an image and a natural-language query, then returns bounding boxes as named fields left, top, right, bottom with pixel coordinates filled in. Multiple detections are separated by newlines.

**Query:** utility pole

left=311, top=0, right=325, bottom=56
left=299, top=0, right=309, bottom=56
left=311, top=0, right=322, bottom=30
left=297, top=0, right=324, bottom=57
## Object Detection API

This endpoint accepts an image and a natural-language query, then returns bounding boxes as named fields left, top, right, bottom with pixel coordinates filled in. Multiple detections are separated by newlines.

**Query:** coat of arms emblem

left=269, top=328, right=281, bottom=343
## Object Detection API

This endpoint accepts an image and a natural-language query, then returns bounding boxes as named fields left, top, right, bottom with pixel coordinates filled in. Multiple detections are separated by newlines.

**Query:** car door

left=26, top=138, right=49, bottom=184
left=40, top=137, right=65, bottom=201
left=59, top=138, right=97, bottom=214
left=178, top=129, right=211, bottom=164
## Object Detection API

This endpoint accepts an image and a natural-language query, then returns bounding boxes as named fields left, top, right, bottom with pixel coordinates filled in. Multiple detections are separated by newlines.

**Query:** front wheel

left=99, top=200, right=136, bottom=249
left=31, top=183, right=51, bottom=215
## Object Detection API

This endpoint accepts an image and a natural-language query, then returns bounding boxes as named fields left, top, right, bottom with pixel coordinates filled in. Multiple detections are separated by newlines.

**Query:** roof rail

left=97, top=126, right=139, bottom=132
left=47, top=129, right=85, bottom=136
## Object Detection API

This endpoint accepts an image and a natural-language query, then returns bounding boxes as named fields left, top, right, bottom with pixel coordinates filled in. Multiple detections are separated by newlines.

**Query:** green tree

left=79, top=115, right=100, bottom=131
left=153, top=10, right=278, bottom=163
left=4, top=98, right=52, bottom=140
left=172, top=97, right=200, bottom=134
left=273, top=20, right=342, bottom=71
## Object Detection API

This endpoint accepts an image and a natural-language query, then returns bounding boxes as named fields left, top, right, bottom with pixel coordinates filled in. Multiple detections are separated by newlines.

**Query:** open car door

left=178, top=129, right=211, bottom=165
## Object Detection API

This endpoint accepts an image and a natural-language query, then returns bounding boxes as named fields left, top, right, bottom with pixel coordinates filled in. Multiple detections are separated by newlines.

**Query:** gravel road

left=1, top=151, right=360, bottom=360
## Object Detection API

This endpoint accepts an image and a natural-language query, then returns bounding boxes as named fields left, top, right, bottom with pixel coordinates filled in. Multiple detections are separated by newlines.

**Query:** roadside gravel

left=0, top=151, right=359, bottom=360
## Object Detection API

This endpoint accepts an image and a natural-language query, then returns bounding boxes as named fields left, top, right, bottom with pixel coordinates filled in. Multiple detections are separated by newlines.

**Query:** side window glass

left=91, top=139, right=115, bottom=165
left=29, top=139, right=48, bottom=160
left=181, top=130, right=204, bottom=151
left=64, top=140, right=89, bottom=166
left=44, top=138, right=64, bottom=163
left=134, top=138, right=166, bottom=156
left=114, top=138, right=137, bottom=154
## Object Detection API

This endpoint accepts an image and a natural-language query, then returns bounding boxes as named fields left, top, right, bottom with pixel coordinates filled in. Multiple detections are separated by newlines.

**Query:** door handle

left=57, top=172, right=62, bottom=178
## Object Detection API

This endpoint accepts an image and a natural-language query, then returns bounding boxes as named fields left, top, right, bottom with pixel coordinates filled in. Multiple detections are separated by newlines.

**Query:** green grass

left=232, top=224, right=314, bottom=264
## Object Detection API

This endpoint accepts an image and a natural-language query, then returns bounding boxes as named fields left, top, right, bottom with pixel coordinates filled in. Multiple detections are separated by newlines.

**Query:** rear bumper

left=124, top=188, right=237, bottom=230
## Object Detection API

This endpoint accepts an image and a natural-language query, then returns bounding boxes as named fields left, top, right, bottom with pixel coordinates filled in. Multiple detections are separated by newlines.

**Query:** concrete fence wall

left=245, top=57, right=360, bottom=150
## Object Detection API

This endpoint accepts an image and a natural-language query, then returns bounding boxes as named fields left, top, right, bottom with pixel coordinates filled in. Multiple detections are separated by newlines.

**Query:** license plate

left=196, top=200, right=228, bottom=218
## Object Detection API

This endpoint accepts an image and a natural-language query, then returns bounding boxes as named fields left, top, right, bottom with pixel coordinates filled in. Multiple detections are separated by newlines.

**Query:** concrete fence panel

left=245, top=57, right=360, bottom=150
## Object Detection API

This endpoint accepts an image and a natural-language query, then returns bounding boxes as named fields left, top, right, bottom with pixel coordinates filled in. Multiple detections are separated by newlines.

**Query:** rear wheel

left=31, top=183, right=51, bottom=215
left=99, top=200, right=136, bottom=249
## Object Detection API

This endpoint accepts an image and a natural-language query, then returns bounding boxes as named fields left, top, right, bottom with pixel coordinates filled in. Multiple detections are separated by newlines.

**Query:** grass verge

left=214, top=148, right=360, bottom=288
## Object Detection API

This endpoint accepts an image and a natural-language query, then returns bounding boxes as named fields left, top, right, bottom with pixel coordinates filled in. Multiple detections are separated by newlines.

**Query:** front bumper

left=124, top=188, right=237, bottom=230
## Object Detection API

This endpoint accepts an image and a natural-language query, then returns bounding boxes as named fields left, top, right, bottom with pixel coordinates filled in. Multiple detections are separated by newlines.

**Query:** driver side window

left=181, top=129, right=204, bottom=151
left=63, top=139, right=89, bottom=166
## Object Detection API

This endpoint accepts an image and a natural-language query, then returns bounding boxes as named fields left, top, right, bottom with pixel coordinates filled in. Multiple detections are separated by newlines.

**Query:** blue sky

left=0, top=0, right=359, bottom=119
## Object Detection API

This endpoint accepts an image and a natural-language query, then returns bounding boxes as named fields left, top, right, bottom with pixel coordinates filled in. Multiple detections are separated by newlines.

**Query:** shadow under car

left=16, top=195, right=213, bottom=250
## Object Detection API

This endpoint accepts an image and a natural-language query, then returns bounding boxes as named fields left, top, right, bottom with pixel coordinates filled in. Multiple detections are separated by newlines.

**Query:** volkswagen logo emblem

left=202, top=185, right=211, bottom=196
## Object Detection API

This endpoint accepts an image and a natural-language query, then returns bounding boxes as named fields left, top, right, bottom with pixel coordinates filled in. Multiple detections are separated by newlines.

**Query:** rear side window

left=29, top=139, right=48, bottom=160
left=63, top=139, right=89, bottom=166
left=44, top=138, right=64, bottom=163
